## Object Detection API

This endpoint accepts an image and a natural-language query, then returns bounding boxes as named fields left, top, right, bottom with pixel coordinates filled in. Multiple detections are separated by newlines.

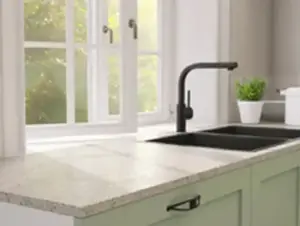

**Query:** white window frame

left=23, top=0, right=175, bottom=140
left=138, top=0, right=176, bottom=125
left=0, top=0, right=26, bottom=157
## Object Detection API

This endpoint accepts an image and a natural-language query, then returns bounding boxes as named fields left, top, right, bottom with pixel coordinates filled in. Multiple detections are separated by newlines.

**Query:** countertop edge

left=1, top=140, right=298, bottom=218
left=80, top=142, right=300, bottom=218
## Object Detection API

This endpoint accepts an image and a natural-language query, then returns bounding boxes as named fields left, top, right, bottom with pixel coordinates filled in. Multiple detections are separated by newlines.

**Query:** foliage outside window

left=24, top=0, right=159, bottom=125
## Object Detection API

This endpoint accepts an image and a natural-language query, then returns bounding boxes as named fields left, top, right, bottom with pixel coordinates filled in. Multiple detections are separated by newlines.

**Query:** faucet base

left=176, top=104, right=186, bottom=133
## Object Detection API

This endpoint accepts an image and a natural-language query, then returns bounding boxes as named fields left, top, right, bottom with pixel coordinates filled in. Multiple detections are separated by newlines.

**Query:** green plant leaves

left=236, top=78, right=266, bottom=101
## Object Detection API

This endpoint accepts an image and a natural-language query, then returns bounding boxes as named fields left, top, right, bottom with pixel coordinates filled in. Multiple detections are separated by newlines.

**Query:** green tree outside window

left=25, top=0, right=158, bottom=124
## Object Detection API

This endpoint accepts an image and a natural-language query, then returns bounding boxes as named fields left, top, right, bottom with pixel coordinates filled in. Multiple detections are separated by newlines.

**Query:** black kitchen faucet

left=176, top=62, right=238, bottom=132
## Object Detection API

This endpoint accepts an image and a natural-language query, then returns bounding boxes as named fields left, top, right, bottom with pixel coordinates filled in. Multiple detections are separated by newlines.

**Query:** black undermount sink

left=147, top=132, right=288, bottom=152
left=203, top=126, right=300, bottom=139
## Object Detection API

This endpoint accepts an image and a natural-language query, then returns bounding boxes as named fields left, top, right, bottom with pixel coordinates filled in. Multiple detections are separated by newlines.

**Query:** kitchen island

left=0, top=123, right=300, bottom=226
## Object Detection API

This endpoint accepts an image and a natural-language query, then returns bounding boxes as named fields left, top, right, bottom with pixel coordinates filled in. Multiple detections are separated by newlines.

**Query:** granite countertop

left=1, top=123, right=300, bottom=218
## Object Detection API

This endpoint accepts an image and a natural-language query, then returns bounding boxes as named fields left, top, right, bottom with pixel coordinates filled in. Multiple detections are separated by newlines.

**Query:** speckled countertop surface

left=1, top=123, right=300, bottom=218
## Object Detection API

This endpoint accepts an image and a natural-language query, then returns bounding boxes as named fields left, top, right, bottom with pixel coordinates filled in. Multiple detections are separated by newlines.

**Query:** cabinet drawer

left=75, top=167, right=251, bottom=226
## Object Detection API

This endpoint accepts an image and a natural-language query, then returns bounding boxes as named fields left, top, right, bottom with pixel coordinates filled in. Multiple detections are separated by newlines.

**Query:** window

left=23, top=0, right=175, bottom=139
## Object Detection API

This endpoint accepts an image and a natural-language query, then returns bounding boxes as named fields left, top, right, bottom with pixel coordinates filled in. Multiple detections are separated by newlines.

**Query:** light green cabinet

left=74, top=151, right=300, bottom=226
left=153, top=187, right=248, bottom=226
left=152, top=168, right=251, bottom=226
left=252, top=151, right=300, bottom=226
left=74, top=168, right=251, bottom=226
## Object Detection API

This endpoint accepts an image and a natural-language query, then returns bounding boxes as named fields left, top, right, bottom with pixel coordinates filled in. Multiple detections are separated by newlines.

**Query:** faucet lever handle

left=187, top=90, right=191, bottom=107
left=185, top=90, right=193, bottom=120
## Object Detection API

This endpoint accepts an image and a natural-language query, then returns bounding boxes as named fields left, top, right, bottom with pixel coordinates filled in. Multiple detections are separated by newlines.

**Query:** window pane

left=138, top=0, right=158, bottom=50
left=108, top=0, right=120, bottom=45
left=138, top=55, right=158, bottom=112
left=75, top=49, right=88, bottom=122
left=24, top=0, right=65, bottom=42
left=108, top=55, right=120, bottom=115
left=75, top=0, right=88, bottom=43
left=25, top=48, right=67, bottom=124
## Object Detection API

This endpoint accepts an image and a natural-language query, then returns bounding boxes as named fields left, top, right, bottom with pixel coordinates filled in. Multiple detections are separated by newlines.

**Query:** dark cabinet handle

left=128, top=19, right=138, bottom=39
left=103, top=25, right=114, bottom=44
left=166, top=195, right=201, bottom=212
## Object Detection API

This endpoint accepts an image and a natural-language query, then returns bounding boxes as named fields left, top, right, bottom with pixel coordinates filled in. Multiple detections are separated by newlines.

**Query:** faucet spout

left=176, top=62, right=238, bottom=133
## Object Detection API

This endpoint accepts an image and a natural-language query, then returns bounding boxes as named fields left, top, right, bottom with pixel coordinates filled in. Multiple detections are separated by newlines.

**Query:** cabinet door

left=152, top=168, right=251, bottom=226
left=252, top=151, right=300, bottom=226
left=74, top=168, right=251, bottom=226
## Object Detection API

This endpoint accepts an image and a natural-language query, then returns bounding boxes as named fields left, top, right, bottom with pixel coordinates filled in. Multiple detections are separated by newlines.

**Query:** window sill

left=26, top=112, right=171, bottom=141
left=27, top=122, right=215, bottom=153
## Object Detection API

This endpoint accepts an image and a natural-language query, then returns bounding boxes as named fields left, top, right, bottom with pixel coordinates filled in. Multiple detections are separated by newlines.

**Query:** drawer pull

left=166, top=195, right=201, bottom=212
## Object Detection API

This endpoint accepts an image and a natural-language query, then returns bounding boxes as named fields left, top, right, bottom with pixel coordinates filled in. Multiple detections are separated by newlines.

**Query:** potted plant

left=236, top=78, right=266, bottom=124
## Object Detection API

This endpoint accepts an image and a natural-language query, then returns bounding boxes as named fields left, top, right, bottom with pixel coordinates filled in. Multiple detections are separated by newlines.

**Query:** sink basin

left=147, top=132, right=287, bottom=152
left=202, top=126, right=300, bottom=139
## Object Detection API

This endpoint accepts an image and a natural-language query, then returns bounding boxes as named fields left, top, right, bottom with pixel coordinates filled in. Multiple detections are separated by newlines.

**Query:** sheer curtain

left=0, top=0, right=25, bottom=158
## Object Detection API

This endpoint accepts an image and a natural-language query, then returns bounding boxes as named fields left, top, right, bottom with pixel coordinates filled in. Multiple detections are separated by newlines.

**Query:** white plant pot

left=237, top=101, right=264, bottom=124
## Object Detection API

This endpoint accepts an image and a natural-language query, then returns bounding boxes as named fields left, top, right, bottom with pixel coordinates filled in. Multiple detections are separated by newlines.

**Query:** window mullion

left=157, top=0, right=163, bottom=115
left=66, top=0, right=76, bottom=124
left=87, top=0, right=96, bottom=122
left=87, top=0, right=109, bottom=123
left=96, top=0, right=109, bottom=122
left=120, top=0, right=138, bottom=131
left=24, top=42, right=67, bottom=49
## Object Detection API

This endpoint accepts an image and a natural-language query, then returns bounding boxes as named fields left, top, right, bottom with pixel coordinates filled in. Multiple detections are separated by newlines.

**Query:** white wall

left=175, top=0, right=219, bottom=126
left=176, top=0, right=273, bottom=125
left=272, top=0, right=300, bottom=89
left=266, top=0, right=300, bottom=119
left=219, top=0, right=273, bottom=122
left=0, top=0, right=3, bottom=155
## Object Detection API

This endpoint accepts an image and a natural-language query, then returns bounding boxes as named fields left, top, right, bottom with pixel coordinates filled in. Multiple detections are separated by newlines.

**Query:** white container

left=237, top=101, right=264, bottom=124
left=280, top=87, right=300, bottom=125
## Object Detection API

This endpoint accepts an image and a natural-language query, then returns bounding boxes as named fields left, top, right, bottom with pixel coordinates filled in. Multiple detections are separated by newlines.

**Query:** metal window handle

left=103, top=25, right=114, bottom=44
left=128, top=19, right=138, bottom=39
left=166, top=195, right=201, bottom=212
